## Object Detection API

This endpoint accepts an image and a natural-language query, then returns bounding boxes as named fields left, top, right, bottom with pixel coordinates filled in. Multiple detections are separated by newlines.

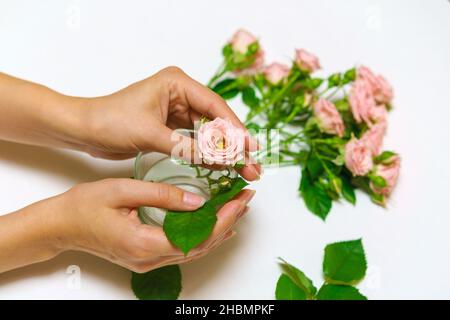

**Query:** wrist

left=40, top=93, right=92, bottom=152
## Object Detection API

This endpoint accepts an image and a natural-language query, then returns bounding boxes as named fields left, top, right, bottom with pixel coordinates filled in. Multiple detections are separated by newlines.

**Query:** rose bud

left=370, top=155, right=401, bottom=196
left=344, top=137, right=373, bottom=176
left=349, top=79, right=377, bottom=126
left=360, top=123, right=386, bottom=156
left=262, top=62, right=291, bottom=85
left=313, top=98, right=345, bottom=137
left=295, top=49, right=321, bottom=73
left=357, top=66, right=394, bottom=104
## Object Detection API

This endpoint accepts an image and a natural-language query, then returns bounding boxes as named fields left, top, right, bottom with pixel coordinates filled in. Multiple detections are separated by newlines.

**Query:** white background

left=0, top=0, right=449, bottom=299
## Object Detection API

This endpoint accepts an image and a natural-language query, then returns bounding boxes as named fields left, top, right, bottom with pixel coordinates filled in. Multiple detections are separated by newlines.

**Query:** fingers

left=143, top=189, right=255, bottom=258
left=108, top=178, right=206, bottom=211
left=161, top=67, right=259, bottom=152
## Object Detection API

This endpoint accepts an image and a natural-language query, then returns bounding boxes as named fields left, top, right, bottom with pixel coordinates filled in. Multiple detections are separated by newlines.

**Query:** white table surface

left=0, top=0, right=449, bottom=300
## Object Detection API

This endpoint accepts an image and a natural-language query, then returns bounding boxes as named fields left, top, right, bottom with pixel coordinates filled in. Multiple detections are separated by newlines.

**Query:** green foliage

left=317, top=284, right=366, bottom=300
left=131, top=265, right=182, bottom=300
left=323, top=239, right=367, bottom=284
left=163, top=178, right=248, bottom=255
left=300, top=169, right=332, bottom=221
left=276, top=239, right=368, bottom=300
left=275, top=274, right=307, bottom=300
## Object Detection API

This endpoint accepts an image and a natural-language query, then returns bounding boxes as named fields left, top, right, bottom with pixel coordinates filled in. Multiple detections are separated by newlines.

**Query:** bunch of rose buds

left=208, top=29, right=400, bottom=219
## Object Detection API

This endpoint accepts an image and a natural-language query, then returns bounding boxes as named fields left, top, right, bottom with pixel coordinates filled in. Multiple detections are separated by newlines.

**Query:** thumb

left=109, top=178, right=206, bottom=211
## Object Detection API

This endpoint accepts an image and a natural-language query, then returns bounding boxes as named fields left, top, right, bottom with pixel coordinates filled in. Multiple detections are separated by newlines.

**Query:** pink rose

left=349, top=79, right=377, bottom=126
left=344, top=137, right=373, bottom=176
left=369, top=105, right=388, bottom=125
left=235, top=49, right=265, bottom=76
left=361, top=123, right=386, bottom=156
left=263, top=62, right=291, bottom=84
left=358, top=66, right=393, bottom=104
left=295, top=49, right=321, bottom=73
left=374, top=75, right=394, bottom=104
left=371, top=155, right=401, bottom=196
left=230, top=29, right=258, bottom=53
left=313, top=98, right=345, bottom=137
left=198, top=118, right=245, bottom=166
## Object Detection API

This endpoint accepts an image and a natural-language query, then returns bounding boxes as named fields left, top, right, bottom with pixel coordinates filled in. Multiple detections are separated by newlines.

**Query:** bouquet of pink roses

left=208, top=29, right=401, bottom=220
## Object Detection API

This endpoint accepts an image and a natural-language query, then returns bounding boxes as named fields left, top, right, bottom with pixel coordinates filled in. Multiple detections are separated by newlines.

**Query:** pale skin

left=0, top=67, right=261, bottom=274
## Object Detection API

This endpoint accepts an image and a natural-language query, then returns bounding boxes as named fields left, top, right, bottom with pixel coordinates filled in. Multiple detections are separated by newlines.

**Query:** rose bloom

left=230, top=29, right=258, bottom=53
left=313, top=98, right=345, bottom=137
left=263, top=62, right=291, bottom=85
left=371, top=155, right=401, bottom=196
left=358, top=66, right=394, bottom=104
left=369, top=105, right=388, bottom=125
left=344, top=137, right=373, bottom=176
left=349, top=79, right=377, bottom=126
left=230, top=29, right=264, bottom=76
left=295, top=49, right=321, bottom=73
left=361, top=123, right=386, bottom=156
left=234, top=49, right=265, bottom=76
left=197, top=118, right=245, bottom=166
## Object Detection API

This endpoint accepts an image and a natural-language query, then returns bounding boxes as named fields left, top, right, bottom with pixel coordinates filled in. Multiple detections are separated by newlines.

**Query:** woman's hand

left=0, top=69, right=261, bottom=180
left=0, top=178, right=255, bottom=273
left=80, top=67, right=261, bottom=180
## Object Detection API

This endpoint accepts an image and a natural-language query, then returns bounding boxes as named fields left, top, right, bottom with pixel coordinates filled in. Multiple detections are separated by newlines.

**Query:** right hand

left=44, top=178, right=255, bottom=273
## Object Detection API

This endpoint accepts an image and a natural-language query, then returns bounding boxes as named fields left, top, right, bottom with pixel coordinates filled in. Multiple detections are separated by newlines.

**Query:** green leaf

left=305, top=78, right=323, bottom=89
left=306, top=155, right=323, bottom=180
left=208, top=177, right=248, bottom=207
left=163, top=178, right=248, bottom=255
left=374, top=151, right=397, bottom=164
left=221, top=89, right=239, bottom=100
left=212, top=78, right=234, bottom=93
left=323, top=239, right=367, bottom=284
left=369, top=174, right=387, bottom=188
left=222, top=44, right=233, bottom=58
left=163, top=203, right=217, bottom=255
left=341, top=177, right=356, bottom=205
left=212, top=78, right=239, bottom=100
left=343, top=67, right=357, bottom=82
left=328, top=73, right=341, bottom=88
left=300, top=169, right=332, bottom=221
left=131, top=265, right=182, bottom=300
left=316, top=284, right=367, bottom=300
left=275, top=274, right=307, bottom=300
left=242, top=86, right=259, bottom=108
left=278, top=258, right=316, bottom=298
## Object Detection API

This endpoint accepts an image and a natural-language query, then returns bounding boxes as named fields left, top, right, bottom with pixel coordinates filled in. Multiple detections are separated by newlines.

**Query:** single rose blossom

left=371, top=155, right=401, bottom=196
left=344, top=137, right=373, bottom=176
left=313, top=98, right=345, bottom=137
left=197, top=118, right=245, bottom=166
left=230, top=29, right=258, bottom=53
left=349, top=79, right=377, bottom=126
left=358, top=66, right=393, bottom=104
left=262, top=62, right=290, bottom=85
left=295, top=49, right=321, bottom=73
left=369, top=104, right=388, bottom=125
left=361, top=123, right=386, bottom=156
left=374, top=75, right=394, bottom=104
left=234, top=49, right=265, bottom=76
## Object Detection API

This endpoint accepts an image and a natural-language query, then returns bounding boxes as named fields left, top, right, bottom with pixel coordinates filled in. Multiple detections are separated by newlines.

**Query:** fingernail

left=224, top=230, right=236, bottom=240
left=250, top=166, right=260, bottom=180
left=255, top=164, right=263, bottom=176
left=242, top=190, right=256, bottom=205
left=183, top=192, right=206, bottom=208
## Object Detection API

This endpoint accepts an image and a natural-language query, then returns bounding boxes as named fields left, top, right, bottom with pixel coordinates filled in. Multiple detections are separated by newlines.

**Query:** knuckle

left=161, top=66, right=184, bottom=77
